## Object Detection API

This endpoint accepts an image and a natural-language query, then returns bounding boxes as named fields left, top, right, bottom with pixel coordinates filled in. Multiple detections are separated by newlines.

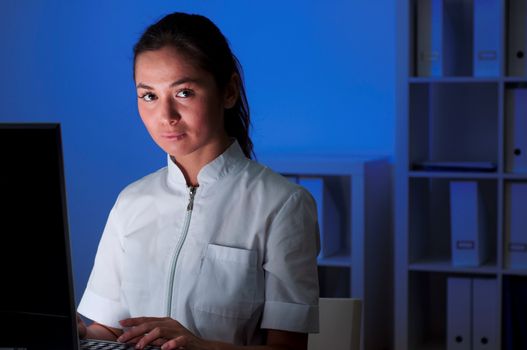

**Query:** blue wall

left=0, top=1, right=395, bottom=303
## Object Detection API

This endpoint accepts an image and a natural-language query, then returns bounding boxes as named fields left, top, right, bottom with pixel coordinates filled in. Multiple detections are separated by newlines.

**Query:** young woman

left=77, top=12, right=320, bottom=350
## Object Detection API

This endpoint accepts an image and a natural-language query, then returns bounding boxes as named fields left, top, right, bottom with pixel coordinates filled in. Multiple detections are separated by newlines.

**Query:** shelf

left=409, top=171, right=498, bottom=179
left=410, top=342, right=444, bottom=350
left=502, top=269, right=527, bottom=276
left=504, top=77, right=527, bottom=83
left=409, top=83, right=499, bottom=166
left=258, top=154, right=388, bottom=176
left=409, top=258, right=499, bottom=275
left=408, top=178, right=498, bottom=265
left=409, top=77, right=527, bottom=84
left=409, top=77, right=500, bottom=83
left=504, top=173, right=527, bottom=180
left=317, top=253, right=352, bottom=267
left=398, top=0, right=527, bottom=348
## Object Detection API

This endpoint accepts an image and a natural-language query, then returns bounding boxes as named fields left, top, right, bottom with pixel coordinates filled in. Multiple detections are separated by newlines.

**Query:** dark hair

left=133, top=12, right=254, bottom=159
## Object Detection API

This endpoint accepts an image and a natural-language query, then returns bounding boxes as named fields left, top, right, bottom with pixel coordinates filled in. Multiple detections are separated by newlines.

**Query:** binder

left=417, top=0, right=443, bottom=76
left=450, top=181, right=489, bottom=266
left=472, top=278, right=498, bottom=350
left=298, top=177, right=340, bottom=258
left=443, top=0, right=473, bottom=76
left=507, top=0, right=527, bottom=76
left=447, top=277, right=472, bottom=350
left=413, top=161, right=497, bottom=172
left=506, top=183, right=527, bottom=268
left=473, top=0, right=500, bottom=76
left=505, top=88, right=527, bottom=173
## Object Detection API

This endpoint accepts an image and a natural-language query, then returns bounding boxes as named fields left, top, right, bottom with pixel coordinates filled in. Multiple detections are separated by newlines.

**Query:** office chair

left=308, top=298, right=362, bottom=350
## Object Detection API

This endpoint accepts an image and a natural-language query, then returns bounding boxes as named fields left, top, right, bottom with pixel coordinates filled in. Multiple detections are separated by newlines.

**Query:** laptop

left=0, top=124, right=159, bottom=350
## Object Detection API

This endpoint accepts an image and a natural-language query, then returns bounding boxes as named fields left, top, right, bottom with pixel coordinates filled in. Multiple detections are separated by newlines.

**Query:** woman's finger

left=117, top=317, right=187, bottom=348
left=119, top=316, right=150, bottom=327
left=135, top=326, right=164, bottom=349
left=151, top=338, right=168, bottom=347
left=117, top=331, right=145, bottom=344
left=161, top=336, right=187, bottom=350
left=118, top=322, right=155, bottom=343
left=115, top=334, right=144, bottom=346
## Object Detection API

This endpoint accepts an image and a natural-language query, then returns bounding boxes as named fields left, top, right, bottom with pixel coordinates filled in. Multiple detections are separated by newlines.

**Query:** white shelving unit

left=396, top=0, right=527, bottom=349
left=260, top=155, right=392, bottom=350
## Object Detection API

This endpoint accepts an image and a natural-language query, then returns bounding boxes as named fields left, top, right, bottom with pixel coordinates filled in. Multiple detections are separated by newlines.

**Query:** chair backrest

left=308, top=298, right=362, bottom=350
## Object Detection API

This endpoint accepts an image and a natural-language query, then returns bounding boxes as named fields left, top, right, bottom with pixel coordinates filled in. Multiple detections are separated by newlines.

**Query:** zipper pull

left=187, top=186, right=197, bottom=211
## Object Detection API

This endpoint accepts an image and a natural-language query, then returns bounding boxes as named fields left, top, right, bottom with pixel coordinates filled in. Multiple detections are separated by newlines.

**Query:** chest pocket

left=191, top=244, right=258, bottom=320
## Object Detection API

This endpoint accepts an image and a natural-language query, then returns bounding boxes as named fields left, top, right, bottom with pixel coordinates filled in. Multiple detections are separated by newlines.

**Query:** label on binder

left=473, top=0, right=500, bottom=76
left=450, top=181, right=489, bottom=266
left=417, top=0, right=443, bottom=76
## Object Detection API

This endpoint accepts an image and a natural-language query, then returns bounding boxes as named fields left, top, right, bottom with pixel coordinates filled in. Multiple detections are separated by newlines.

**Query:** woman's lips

left=162, top=132, right=186, bottom=140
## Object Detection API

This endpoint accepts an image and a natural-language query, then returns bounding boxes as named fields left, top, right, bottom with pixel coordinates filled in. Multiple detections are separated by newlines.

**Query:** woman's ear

left=223, top=73, right=240, bottom=109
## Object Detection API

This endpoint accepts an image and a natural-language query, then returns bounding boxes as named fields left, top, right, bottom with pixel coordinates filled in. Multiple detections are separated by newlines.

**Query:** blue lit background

left=0, top=1, right=395, bottom=304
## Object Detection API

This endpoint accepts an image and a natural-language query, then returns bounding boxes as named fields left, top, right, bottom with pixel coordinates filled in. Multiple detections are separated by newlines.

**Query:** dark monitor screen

left=0, top=124, right=79, bottom=349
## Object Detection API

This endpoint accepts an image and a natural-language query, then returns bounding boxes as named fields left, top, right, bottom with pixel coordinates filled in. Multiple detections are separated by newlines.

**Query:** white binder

left=472, top=278, right=499, bottom=350
left=507, top=0, right=527, bottom=76
left=447, top=277, right=472, bottom=350
left=473, top=0, right=500, bottom=76
left=298, top=177, right=340, bottom=258
left=450, top=181, right=489, bottom=266
left=417, top=0, right=443, bottom=76
left=506, top=183, right=527, bottom=268
left=505, top=88, right=527, bottom=173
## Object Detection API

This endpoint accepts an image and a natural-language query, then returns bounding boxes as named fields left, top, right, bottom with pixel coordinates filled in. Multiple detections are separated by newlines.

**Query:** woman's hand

left=118, top=317, right=207, bottom=350
left=77, top=313, right=87, bottom=339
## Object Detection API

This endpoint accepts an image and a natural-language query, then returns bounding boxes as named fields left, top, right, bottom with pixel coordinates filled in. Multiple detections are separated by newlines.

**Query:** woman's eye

left=176, top=89, right=194, bottom=98
left=140, top=93, right=157, bottom=102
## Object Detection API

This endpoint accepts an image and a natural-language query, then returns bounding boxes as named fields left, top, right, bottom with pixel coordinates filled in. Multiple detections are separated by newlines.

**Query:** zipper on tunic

left=165, top=185, right=197, bottom=316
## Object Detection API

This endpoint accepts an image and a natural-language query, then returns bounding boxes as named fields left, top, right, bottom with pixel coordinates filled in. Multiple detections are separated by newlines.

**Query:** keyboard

left=80, top=339, right=161, bottom=350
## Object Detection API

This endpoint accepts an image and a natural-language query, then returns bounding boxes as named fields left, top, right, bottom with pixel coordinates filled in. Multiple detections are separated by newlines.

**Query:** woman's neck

left=172, top=136, right=232, bottom=186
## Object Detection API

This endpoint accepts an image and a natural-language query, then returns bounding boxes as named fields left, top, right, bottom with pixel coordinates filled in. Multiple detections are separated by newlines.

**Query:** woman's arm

left=86, top=323, right=124, bottom=341
left=77, top=314, right=123, bottom=341
left=118, top=317, right=307, bottom=350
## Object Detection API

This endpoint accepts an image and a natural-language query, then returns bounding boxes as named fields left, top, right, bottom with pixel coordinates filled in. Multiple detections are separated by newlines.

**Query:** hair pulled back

left=133, top=12, right=253, bottom=158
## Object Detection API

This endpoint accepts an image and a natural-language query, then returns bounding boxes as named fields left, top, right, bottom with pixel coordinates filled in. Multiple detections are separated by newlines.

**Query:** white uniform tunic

left=78, top=141, right=320, bottom=345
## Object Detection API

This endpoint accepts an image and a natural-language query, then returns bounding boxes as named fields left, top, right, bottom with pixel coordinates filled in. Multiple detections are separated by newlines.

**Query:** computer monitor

left=0, top=124, right=79, bottom=349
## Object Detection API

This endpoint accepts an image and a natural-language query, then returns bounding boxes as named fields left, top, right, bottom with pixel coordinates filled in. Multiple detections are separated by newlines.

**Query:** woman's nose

left=160, top=98, right=180, bottom=124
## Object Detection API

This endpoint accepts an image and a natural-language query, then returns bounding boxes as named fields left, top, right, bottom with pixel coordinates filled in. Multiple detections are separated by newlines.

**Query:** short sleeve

left=261, top=189, right=320, bottom=333
left=77, top=197, right=129, bottom=328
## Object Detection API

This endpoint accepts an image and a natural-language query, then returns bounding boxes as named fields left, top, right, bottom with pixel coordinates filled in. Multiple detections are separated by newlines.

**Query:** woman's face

left=134, top=46, right=234, bottom=161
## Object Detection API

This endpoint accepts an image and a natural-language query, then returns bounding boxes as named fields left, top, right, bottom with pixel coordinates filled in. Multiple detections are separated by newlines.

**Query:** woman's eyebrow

left=136, top=82, right=153, bottom=90
left=136, top=77, right=201, bottom=90
left=170, top=77, right=201, bottom=87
